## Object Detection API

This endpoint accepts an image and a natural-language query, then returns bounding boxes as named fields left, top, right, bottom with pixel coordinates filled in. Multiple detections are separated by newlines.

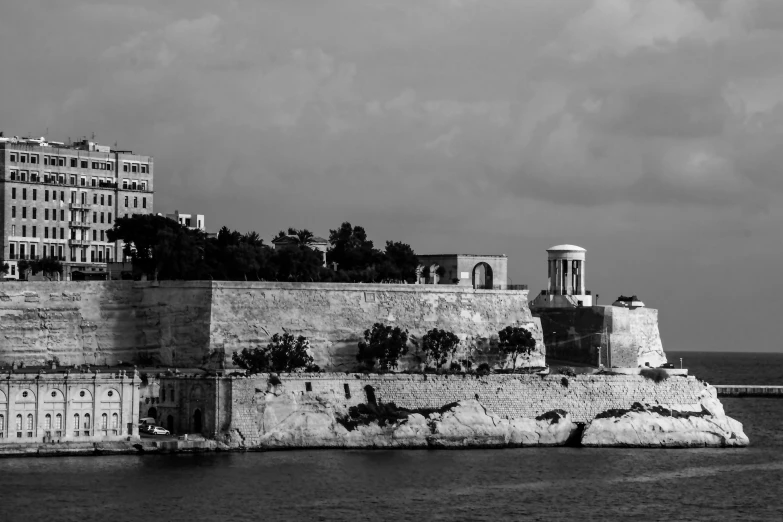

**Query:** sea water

left=1, top=352, right=781, bottom=521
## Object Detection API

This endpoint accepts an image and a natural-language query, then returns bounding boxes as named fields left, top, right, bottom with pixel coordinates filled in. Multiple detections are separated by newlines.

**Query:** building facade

left=163, top=210, right=205, bottom=231
left=0, top=368, right=140, bottom=443
left=0, top=135, right=154, bottom=280
left=415, top=254, right=511, bottom=289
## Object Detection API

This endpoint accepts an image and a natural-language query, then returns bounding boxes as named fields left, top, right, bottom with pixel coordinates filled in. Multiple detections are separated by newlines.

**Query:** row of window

left=9, top=170, right=148, bottom=190
left=8, top=152, right=149, bottom=173
left=0, top=412, right=121, bottom=439
left=10, top=187, right=146, bottom=208
left=11, top=207, right=114, bottom=224
left=9, top=243, right=116, bottom=264
left=9, top=224, right=112, bottom=241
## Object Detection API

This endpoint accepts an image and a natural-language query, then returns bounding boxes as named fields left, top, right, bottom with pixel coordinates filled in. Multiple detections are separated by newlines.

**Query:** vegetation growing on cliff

left=357, top=323, right=409, bottom=372
left=421, top=329, right=461, bottom=370
left=497, top=326, right=537, bottom=371
left=232, top=333, right=320, bottom=374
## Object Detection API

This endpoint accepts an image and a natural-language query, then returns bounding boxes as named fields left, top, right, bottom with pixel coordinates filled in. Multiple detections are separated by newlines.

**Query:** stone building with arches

left=0, top=368, right=140, bottom=444
left=415, top=254, right=509, bottom=289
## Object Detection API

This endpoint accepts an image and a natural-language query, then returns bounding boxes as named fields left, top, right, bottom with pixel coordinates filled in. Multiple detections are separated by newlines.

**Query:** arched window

left=0, top=414, right=4, bottom=438
left=162, top=388, right=166, bottom=402
left=44, top=414, right=52, bottom=430
left=84, top=413, right=91, bottom=436
left=111, top=413, right=119, bottom=434
left=170, top=388, right=175, bottom=402
left=16, top=414, right=22, bottom=437
left=101, top=413, right=108, bottom=431
left=26, top=414, right=34, bottom=436
left=74, top=414, right=80, bottom=437
left=55, top=413, right=62, bottom=432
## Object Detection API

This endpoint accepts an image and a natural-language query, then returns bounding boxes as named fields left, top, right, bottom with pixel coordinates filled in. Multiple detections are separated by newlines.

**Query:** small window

left=123, top=163, right=129, bottom=172
left=305, top=382, right=312, bottom=392
left=80, top=391, right=85, bottom=397
left=70, top=158, right=77, bottom=167
left=131, top=164, right=138, bottom=173
left=51, top=391, right=57, bottom=398
left=344, top=384, right=351, bottom=399
left=10, top=153, right=17, bottom=162
left=108, top=391, right=114, bottom=397
left=22, top=391, right=28, bottom=398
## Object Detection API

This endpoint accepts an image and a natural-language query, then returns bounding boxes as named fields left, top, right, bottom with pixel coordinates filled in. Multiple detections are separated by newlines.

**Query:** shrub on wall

left=421, top=328, right=461, bottom=370
left=640, top=368, right=669, bottom=383
left=497, top=326, right=537, bottom=371
left=357, top=323, right=409, bottom=372
left=232, top=333, right=320, bottom=374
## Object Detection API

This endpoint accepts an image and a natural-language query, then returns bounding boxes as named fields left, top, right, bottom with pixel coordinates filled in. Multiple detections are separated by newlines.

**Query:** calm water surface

left=1, top=352, right=781, bottom=521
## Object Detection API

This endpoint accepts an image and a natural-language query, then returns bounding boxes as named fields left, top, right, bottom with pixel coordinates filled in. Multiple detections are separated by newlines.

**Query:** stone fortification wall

left=209, top=282, right=543, bottom=370
left=0, top=281, right=212, bottom=367
left=226, top=372, right=706, bottom=444
left=0, top=281, right=540, bottom=370
left=535, top=305, right=666, bottom=368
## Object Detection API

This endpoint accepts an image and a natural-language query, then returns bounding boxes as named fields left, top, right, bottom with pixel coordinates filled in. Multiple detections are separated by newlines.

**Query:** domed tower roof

left=547, top=244, right=586, bottom=252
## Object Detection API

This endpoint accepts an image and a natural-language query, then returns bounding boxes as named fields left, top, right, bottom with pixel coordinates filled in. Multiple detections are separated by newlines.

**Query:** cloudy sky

left=2, top=0, right=781, bottom=353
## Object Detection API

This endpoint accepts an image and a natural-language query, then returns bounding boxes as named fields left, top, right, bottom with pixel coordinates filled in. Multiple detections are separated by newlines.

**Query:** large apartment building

left=0, top=134, right=154, bottom=280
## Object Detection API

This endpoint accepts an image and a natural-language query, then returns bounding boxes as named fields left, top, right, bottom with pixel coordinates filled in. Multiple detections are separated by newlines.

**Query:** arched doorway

left=166, top=415, right=174, bottom=433
left=364, top=385, right=377, bottom=406
left=193, top=409, right=202, bottom=433
left=472, top=263, right=493, bottom=289
left=147, top=407, right=158, bottom=420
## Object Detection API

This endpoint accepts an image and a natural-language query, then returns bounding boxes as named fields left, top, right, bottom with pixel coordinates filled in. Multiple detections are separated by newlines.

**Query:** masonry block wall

left=0, top=281, right=542, bottom=370
left=535, top=305, right=667, bottom=368
left=219, top=373, right=706, bottom=445
left=209, top=282, right=543, bottom=370
left=0, top=281, right=212, bottom=367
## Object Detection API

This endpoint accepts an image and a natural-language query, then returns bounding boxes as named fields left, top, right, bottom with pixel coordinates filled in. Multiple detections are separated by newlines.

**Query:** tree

left=357, top=323, right=409, bottom=372
left=108, top=214, right=206, bottom=280
left=378, top=241, right=419, bottom=282
left=327, top=222, right=381, bottom=271
left=497, top=326, right=537, bottom=371
left=421, top=329, right=461, bottom=370
left=17, top=258, right=63, bottom=280
left=0, top=260, right=9, bottom=277
left=232, top=333, right=319, bottom=373
left=273, top=245, right=323, bottom=282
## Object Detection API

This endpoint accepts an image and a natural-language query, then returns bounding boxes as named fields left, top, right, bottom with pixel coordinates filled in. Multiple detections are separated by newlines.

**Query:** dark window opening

left=305, top=382, right=312, bottom=392
left=344, top=384, right=351, bottom=399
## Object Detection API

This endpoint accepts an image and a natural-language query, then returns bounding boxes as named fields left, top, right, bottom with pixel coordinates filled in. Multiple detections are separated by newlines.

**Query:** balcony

left=68, top=239, right=90, bottom=246
left=98, top=181, right=118, bottom=189
left=68, top=221, right=91, bottom=229
left=69, top=202, right=91, bottom=210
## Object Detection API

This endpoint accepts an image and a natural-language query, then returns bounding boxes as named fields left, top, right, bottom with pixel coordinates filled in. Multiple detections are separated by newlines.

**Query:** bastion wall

left=535, top=305, right=666, bottom=368
left=208, top=282, right=543, bottom=370
left=0, top=281, right=543, bottom=370
left=214, top=372, right=706, bottom=445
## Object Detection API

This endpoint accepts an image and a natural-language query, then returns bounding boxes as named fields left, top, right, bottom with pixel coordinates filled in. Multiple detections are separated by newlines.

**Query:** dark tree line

left=107, top=215, right=420, bottom=282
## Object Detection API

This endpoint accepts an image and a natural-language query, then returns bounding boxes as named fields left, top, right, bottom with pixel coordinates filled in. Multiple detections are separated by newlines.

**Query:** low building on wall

left=415, top=254, right=513, bottom=289
left=0, top=367, right=140, bottom=443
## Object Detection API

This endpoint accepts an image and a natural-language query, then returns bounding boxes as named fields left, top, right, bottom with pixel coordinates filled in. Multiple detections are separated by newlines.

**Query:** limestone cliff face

left=581, top=386, right=748, bottom=448
left=209, top=282, right=545, bottom=370
left=228, top=394, right=577, bottom=449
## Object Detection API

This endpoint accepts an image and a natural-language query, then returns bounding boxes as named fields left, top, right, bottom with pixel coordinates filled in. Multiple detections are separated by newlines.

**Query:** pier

left=714, top=385, right=783, bottom=397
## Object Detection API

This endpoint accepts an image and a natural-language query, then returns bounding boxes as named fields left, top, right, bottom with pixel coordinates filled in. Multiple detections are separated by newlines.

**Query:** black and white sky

left=2, top=0, right=781, bottom=352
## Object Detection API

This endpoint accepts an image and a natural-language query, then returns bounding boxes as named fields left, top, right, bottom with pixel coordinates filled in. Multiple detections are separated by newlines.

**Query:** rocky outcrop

left=236, top=394, right=579, bottom=449
left=581, top=387, right=749, bottom=448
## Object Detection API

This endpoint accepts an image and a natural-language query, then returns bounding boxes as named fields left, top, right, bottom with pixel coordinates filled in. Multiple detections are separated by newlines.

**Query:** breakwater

left=714, top=385, right=783, bottom=397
